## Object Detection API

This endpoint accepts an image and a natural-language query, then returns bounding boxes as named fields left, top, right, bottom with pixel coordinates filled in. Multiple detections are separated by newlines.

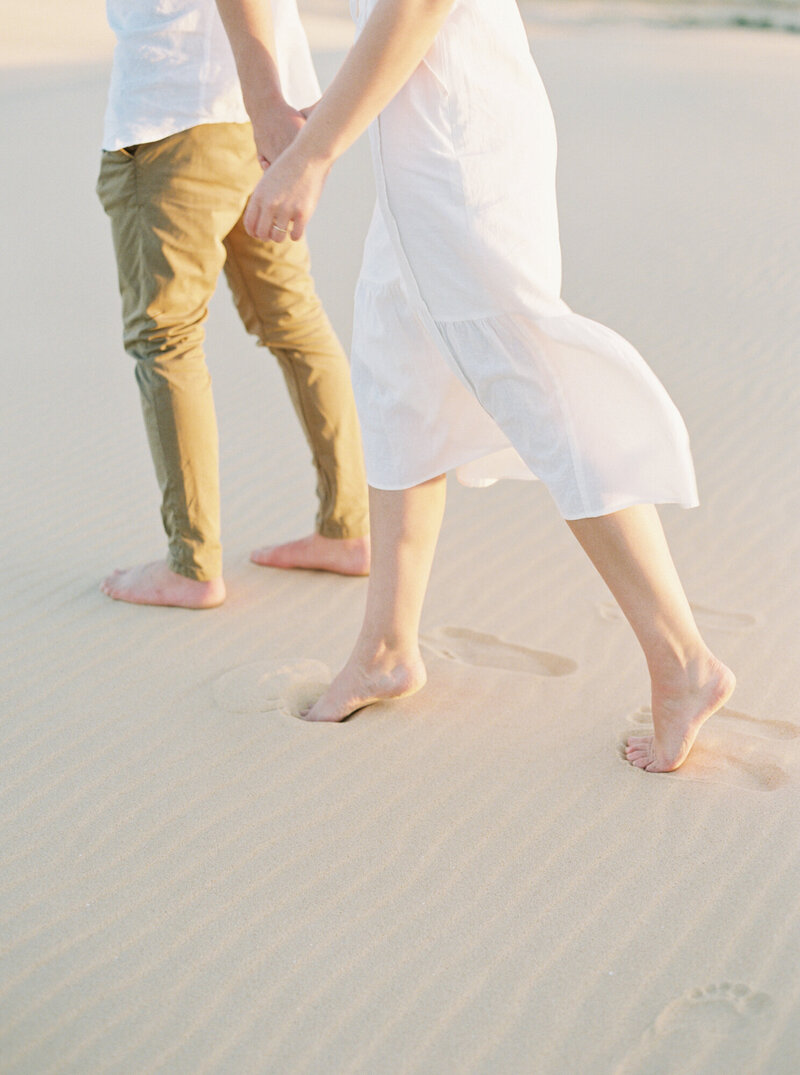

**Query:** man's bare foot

left=626, top=653, right=736, bottom=773
left=251, top=533, right=370, bottom=576
left=100, top=561, right=226, bottom=609
left=303, top=649, right=427, bottom=722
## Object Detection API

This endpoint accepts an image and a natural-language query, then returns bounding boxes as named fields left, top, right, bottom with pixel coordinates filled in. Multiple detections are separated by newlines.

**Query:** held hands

left=250, top=98, right=307, bottom=168
left=244, top=143, right=329, bottom=243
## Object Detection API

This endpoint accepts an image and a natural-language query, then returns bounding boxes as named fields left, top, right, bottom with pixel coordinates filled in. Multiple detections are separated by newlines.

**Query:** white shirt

left=102, top=0, right=320, bottom=150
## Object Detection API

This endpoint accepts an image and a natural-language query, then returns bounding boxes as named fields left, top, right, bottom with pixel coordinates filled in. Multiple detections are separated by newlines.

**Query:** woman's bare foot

left=626, top=652, right=736, bottom=773
left=303, top=649, right=427, bottom=722
left=100, top=561, right=226, bottom=609
left=251, top=533, right=370, bottom=576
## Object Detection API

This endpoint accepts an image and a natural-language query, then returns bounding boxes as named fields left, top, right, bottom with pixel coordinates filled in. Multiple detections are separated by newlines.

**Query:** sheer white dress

left=348, top=0, right=699, bottom=518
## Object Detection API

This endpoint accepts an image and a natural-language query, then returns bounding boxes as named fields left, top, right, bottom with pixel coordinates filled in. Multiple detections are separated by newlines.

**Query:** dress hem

left=367, top=456, right=700, bottom=521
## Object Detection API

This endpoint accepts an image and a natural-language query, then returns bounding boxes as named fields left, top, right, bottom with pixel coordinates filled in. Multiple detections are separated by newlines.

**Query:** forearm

left=294, top=0, right=455, bottom=166
left=215, top=0, right=284, bottom=119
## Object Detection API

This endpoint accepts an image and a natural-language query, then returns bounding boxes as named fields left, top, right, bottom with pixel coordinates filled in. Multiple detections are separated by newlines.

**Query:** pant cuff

left=317, top=516, right=370, bottom=540
left=167, top=551, right=223, bottom=582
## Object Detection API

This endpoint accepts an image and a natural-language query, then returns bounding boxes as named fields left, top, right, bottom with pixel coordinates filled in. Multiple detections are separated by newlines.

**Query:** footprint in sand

left=629, top=704, right=800, bottom=743
left=598, top=600, right=758, bottom=633
left=420, top=626, right=576, bottom=677
left=618, top=983, right=773, bottom=1075
left=212, top=659, right=331, bottom=719
left=620, top=706, right=797, bottom=792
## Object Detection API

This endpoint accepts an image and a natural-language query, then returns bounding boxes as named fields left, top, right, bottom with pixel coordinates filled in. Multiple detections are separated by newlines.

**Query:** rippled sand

left=1, top=8, right=799, bottom=1074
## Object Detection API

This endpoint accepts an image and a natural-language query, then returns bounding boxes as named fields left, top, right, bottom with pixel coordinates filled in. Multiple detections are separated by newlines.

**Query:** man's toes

left=251, top=547, right=275, bottom=564
left=104, top=574, right=136, bottom=599
left=102, top=568, right=128, bottom=591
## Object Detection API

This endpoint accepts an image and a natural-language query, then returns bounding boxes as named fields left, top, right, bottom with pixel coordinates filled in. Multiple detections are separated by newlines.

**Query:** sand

left=1, top=3, right=799, bottom=1072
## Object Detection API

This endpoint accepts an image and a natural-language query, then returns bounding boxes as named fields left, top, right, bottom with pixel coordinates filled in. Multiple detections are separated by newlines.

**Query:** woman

left=217, top=0, right=734, bottom=772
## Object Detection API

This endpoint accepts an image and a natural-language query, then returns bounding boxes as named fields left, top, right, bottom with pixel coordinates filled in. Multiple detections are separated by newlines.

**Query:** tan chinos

left=97, top=122, right=368, bottom=581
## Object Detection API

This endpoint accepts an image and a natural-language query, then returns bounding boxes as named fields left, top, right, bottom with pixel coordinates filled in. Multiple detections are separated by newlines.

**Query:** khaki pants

left=97, top=122, right=368, bottom=581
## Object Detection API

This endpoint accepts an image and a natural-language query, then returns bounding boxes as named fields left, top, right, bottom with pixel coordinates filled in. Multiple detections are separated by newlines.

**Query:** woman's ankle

left=353, top=633, right=422, bottom=669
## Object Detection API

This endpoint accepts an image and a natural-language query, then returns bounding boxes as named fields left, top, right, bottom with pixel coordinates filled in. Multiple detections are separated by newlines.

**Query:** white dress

left=348, top=0, right=699, bottom=519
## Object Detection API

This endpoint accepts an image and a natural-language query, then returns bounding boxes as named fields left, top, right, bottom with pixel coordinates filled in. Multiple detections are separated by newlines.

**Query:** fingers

left=242, top=197, right=288, bottom=243
left=289, top=216, right=306, bottom=242
left=269, top=214, right=306, bottom=243
left=243, top=212, right=302, bottom=244
left=243, top=198, right=267, bottom=240
left=268, top=219, right=290, bottom=243
left=246, top=207, right=304, bottom=244
left=242, top=162, right=317, bottom=243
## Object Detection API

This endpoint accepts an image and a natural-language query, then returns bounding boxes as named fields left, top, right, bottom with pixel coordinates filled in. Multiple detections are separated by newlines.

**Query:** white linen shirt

left=102, top=0, right=320, bottom=150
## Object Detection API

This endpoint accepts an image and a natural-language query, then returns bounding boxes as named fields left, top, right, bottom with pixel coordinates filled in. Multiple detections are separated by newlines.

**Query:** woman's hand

left=244, top=145, right=329, bottom=243
left=224, top=0, right=457, bottom=243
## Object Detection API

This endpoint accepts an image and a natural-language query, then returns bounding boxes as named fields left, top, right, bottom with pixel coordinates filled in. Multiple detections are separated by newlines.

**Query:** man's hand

left=250, top=98, right=306, bottom=168
left=244, top=145, right=329, bottom=243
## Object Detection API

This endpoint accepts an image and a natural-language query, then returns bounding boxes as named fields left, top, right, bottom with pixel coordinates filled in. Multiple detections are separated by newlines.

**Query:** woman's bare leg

left=304, top=476, right=447, bottom=722
left=568, top=504, right=735, bottom=772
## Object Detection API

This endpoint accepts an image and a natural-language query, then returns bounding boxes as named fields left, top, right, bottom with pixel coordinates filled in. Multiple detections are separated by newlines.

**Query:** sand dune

left=1, top=7, right=799, bottom=1074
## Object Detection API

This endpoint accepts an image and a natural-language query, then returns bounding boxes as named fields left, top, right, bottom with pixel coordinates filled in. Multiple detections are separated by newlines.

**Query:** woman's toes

left=625, top=740, right=653, bottom=767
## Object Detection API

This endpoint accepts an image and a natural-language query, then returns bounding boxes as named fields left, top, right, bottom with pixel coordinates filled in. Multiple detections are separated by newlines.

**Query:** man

left=97, top=0, right=369, bottom=609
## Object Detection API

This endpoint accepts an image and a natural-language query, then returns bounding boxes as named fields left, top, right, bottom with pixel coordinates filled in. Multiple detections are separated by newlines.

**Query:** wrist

left=242, top=86, right=286, bottom=121
left=293, top=122, right=339, bottom=171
